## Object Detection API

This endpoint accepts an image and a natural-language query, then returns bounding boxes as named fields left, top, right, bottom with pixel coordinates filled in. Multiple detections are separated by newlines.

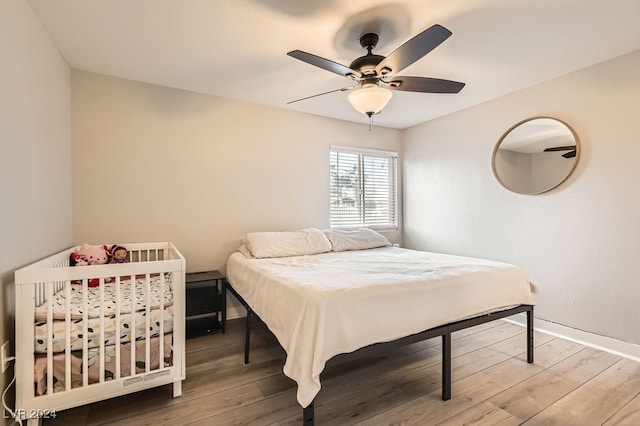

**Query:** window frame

left=329, top=145, right=398, bottom=231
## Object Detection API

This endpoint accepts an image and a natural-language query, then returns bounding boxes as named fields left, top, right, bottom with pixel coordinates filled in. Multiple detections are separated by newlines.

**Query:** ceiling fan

left=286, top=24, right=465, bottom=120
left=543, top=145, right=577, bottom=158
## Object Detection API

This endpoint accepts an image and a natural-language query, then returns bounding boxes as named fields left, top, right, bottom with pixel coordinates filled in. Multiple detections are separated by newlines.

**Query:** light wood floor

left=44, top=318, right=640, bottom=425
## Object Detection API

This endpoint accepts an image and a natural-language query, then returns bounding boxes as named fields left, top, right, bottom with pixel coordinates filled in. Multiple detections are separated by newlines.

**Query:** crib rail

left=14, top=242, right=186, bottom=423
left=25, top=243, right=175, bottom=306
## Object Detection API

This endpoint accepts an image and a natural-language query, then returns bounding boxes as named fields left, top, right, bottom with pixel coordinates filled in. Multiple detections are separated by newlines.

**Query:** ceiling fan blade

left=375, top=24, right=452, bottom=77
left=543, top=145, right=576, bottom=152
left=386, top=76, right=465, bottom=93
left=562, top=150, right=577, bottom=158
left=287, top=85, right=356, bottom=104
left=287, top=50, right=361, bottom=78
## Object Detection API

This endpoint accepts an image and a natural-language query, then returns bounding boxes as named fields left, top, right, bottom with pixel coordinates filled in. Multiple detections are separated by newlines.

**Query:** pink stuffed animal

left=70, top=244, right=112, bottom=287
left=77, top=244, right=111, bottom=266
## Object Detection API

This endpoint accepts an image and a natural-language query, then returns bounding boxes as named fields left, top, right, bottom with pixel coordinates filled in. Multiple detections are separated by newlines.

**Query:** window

left=330, top=146, right=398, bottom=230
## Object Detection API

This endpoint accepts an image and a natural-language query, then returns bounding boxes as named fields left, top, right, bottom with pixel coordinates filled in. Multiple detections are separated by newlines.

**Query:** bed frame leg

left=527, top=307, right=534, bottom=363
left=442, top=332, right=452, bottom=401
left=303, top=401, right=314, bottom=425
left=244, top=309, right=252, bottom=364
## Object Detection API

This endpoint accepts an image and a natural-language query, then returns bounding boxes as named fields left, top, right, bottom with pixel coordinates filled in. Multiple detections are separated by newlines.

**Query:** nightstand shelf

left=185, top=270, right=226, bottom=337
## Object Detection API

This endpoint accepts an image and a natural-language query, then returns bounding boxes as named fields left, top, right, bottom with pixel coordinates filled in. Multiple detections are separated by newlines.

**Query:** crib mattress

left=34, top=273, right=174, bottom=321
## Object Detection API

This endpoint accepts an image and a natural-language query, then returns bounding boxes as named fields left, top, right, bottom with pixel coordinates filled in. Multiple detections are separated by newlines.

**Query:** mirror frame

left=492, top=116, right=581, bottom=195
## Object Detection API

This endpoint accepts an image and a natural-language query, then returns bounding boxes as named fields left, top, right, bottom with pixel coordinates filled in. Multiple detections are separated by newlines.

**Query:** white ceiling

left=26, top=0, right=640, bottom=129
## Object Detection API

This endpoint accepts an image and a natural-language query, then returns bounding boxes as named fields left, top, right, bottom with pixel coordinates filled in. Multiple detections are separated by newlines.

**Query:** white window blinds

left=330, top=146, right=398, bottom=229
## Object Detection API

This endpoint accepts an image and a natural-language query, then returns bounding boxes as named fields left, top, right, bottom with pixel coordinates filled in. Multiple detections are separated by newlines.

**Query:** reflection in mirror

left=492, top=117, right=580, bottom=194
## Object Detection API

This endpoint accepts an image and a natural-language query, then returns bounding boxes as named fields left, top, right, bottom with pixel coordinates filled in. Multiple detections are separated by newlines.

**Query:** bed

left=225, top=228, right=535, bottom=425
left=14, top=242, right=186, bottom=425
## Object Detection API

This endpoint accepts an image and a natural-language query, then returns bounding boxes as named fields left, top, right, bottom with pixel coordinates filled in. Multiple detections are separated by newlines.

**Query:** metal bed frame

left=225, top=280, right=534, bottom=426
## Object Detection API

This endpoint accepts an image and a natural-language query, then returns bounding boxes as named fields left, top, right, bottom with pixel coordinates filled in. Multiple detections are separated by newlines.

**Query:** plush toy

left=110, top=245, right=128, bottom=263
left=69, top=252, right=90, bottom=266
left=77, top=244, right=111, bottom=266
left=70, top=244, right=112, bottom=287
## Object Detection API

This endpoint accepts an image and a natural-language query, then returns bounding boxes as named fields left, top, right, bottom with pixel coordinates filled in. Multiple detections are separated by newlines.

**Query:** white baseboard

left=504, top=314, right=640, bottom=363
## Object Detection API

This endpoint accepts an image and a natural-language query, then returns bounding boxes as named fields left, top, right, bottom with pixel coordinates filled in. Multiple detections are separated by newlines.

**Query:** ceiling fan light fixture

left=347, top=85, right=393, bottom=116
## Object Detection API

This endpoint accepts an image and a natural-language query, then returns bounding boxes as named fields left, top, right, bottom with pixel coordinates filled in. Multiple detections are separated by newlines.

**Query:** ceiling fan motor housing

left=350, top=54, right=384, bottom=76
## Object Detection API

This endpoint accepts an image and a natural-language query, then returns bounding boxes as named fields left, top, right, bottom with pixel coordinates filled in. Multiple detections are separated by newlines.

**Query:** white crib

left=14, top=242, right=186, bottom=425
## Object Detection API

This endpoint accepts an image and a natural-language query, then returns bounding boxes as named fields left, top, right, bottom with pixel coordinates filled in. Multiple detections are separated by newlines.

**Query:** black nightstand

left=185, top=270, right=226, bottom=337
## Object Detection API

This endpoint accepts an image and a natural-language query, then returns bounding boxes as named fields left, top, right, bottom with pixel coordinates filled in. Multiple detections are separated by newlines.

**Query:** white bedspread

left=226, top=247, right=534, bottom=408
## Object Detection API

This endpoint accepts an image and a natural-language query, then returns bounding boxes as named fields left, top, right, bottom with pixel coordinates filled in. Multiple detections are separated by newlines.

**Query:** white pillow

left=324, top=228, right=391, bottom=252
left=242, top=228, right=331, bottom=259
left=237, top=244, right=254, bottom=259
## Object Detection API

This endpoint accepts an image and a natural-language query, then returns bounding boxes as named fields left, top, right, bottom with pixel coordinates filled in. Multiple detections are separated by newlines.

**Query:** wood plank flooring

left=44, top=319, right=640, bottom=425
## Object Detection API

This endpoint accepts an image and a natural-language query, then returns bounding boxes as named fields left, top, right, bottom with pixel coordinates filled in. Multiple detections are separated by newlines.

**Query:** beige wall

left=0, top=0, right=71, bottom=421
left=404, top=49, right=640, bottom=344
left=71, top=70, right=402, bottom=315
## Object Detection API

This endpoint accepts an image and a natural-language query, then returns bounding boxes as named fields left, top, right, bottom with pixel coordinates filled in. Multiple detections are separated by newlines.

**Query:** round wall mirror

left=492, top=117, right=580, bottom=195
